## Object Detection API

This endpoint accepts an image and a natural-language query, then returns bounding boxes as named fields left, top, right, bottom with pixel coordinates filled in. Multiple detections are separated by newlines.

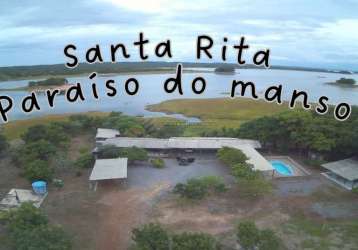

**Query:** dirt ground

left=1, top=141, right=358, bottom=250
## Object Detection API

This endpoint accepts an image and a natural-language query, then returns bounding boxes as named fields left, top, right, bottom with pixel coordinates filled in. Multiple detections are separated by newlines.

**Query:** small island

left=327, top=77, right=357, bottom=88
left=214, top=65, right=236, bottom=74
left=0, top=77, right=73, bottom=93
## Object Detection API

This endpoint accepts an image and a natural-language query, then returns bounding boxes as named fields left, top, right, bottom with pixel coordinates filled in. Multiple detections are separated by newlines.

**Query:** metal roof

left=89, top=158, right=127, bottom=181
left=237, top=145, right=273, bottom=171
left=102, top=137, right=261, bottom=149
left=100, top=137, right=273, bottom=172
left=321, top=158, right=358, bottom=181
left=96, top=128, right=120, bottom=139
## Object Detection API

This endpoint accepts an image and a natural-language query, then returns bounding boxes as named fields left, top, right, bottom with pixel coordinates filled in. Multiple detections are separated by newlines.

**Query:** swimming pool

left=270, top=160, right=293, bottom=176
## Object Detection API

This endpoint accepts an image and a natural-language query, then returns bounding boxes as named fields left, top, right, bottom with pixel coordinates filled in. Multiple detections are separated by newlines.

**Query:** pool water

left=270, top=160, right=293, bottom=176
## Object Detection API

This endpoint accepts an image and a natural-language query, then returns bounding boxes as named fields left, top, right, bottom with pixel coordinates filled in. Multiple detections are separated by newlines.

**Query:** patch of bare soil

left=95, top=182, right=170, bottom=250
left=151, top=188, right=291, bottom=236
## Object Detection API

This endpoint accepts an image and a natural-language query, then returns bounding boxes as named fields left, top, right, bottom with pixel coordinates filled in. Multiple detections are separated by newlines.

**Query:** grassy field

left=147, top=98, right=289, bottom=135
left=2, top=112, right=109, bottom=140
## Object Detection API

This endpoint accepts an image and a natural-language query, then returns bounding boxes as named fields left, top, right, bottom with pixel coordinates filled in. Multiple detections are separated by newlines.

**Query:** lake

left=0, top=69, right=357, bottom=122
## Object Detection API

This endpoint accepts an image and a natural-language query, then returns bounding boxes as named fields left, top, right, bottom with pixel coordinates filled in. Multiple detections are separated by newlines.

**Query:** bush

left=172, top=232, right=220, bottom=250
left=118, top=147, right=148, bottom=162
left=237, top=221, right=260, bottom=249
left=151, top=158, right=165, bottom=168
left=258, top=229, right=281, bottom=250
left=217, top=147, right=248, bottom=167
left=236, top=221, right=281, bottom=250
left=173, top=176, right=227, bottom=200
left=3, top=203, right=72, bottom=250
left=75, top=153, right=95, bottom=169
left=131, top=223, right=220, bottom=250
left=131, top=223, right=170, bottom=250
left=97, top=145, right=120, bottom=159
left=24, top=159, right=53, bottom=182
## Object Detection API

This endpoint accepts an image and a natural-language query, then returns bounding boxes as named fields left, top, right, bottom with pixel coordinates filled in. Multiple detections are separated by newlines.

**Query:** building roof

left=96, top=128, right=120, bottom=139
left=100, top=137, right=272, bottom=172
left=237, top=146, right=273, bottom=171
left=89, top=158, right=127, bottom=181
left=321, top=158, right=358, bottom=181
left=102, top=137, right=261, bottom=149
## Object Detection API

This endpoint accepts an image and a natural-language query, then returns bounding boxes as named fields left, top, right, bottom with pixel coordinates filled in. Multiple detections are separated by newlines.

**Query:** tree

left=3, top=202, right=48, bottom=235
left=173, top=176, right=227, bottom=200
left=131, top=223, right=170, bottom=250
left=217, top=147, right=248, bottom=167
left=231, top=163, right=259, bottom=181
left=236, top=221, right=281, bottom=250
left=172, top=232, right=219, bottom=250
left=258, top=229, right=281, bottom=250
left=237, top=221, right=260, bottom=249
left=97, top=145, right=120, bottom=159
left=22, top=140, right=57, bottom=161
left=75, top=153, right=95, bottom=169
left=2, top=203, right=72, bottom=250
left=0, top=133, right=9, bottom=154
left=24, top=159, right=53, bottom=181
left=118, top=147, right=148, bottom=163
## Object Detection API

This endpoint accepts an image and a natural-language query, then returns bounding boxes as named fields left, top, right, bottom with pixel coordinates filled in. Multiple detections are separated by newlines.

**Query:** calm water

left=0, top=69, right=357, bottom=122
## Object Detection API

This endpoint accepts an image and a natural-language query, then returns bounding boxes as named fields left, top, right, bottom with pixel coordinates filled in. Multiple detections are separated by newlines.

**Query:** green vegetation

left=74, top=152, right=95, bottom=169
left=282, top=216, right=358, bottom=249
left=217, top=147, right=272, bottom=196
left=334, top=77, right=356, bottom=85
left=217, top=146, right=248, bottom=166
left=1, top=203, right=72, bottom=250
left=237, top=221, right=281, bottom=250
left=0, top=62, right=341, bottom=82
left=147, top=98, right=288, bottom=135
left=29, top=77, right=68, bottom=87
left=151, top=158, right=165, bottom=168
left=0, top=133, right=9, bottom=154
left=173, top=176, right=227, bottom=200
left=131, top=223, right=220, bottom=250
left=97, top=145, right=148, bottom=162
left=237, top=109, right=358, bottom=159
left=215, top=65, right=236, bottom=74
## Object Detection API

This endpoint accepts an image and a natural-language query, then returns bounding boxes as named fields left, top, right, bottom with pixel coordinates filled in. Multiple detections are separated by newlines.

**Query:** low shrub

left=75, top=153, right=95, bottom=169
left=173, top=176, right=227, bottom=200
left=151, top=158, right=165, bottom=168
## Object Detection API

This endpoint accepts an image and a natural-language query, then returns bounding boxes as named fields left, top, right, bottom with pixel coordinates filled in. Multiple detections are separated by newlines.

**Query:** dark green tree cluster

left=237, top=109, right=358, bottom=159
left=97, top=145, right=148, bottom=163
left=173, top=176, right=227, bottom=200
left=131, top=223, right=220, bottom=250
left=237, top=221, right=281, bottom=250
left=1, top=203, right=72, bottom=250
left=28, top=77, right=68, bottom=87
left=102, top=112, right=146, bottom=137
left=335, top=78, right=356, bottom=85
left=217, top=147, right=272, bottom=196
left=11, top=123, right=70, bottom=182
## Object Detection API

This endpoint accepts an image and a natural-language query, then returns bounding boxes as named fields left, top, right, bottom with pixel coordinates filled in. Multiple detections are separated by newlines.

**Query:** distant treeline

left=0, top=61, right=352, bottom=81
left=29, top=77, right=68, bottom=87
left=202, top=108, right=358, bottom=161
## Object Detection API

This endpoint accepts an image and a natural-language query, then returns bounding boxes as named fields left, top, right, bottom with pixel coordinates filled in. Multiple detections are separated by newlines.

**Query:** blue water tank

left=32, top=181, right=47, bottom=195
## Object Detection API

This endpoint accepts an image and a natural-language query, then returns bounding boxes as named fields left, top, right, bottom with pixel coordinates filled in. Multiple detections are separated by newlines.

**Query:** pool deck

left=265, top=155, right=310, bottom=177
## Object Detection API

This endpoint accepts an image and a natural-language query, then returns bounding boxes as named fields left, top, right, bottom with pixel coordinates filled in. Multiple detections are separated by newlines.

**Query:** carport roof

left=90, top=158, right=127, bottom=181
left=102, top=137, right=261, bottom=149
left=322, top=158, right=358, bottom=181
left=96, top=128, right=120, bottom=139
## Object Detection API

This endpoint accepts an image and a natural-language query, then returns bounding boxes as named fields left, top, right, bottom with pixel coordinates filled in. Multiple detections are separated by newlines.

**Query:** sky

left=0, top=0, right=358, bottom=70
